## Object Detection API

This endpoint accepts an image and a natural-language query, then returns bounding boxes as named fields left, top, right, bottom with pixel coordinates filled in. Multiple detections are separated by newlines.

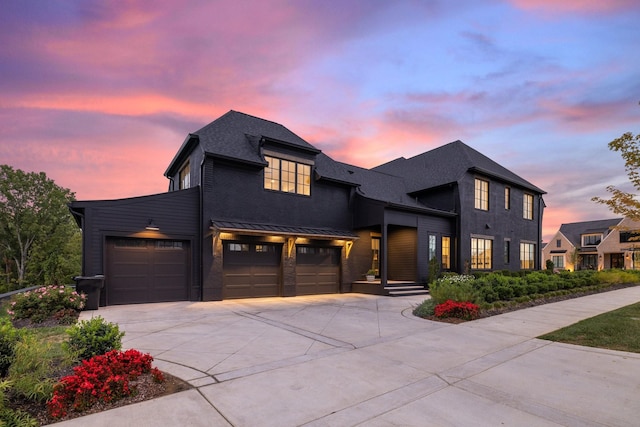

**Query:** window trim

left=520, top=241, right=536, bottom=270
left=264, top=155, right=311, bottom=196
left=471, top=236, right=493, bottom=270
left=475, top=178, right=489, bottom=211
left=179, top=161, right=190, bottom=190
left=523, top=193, right=534, bottom=220
left=504, top=187, right=511, bottom=210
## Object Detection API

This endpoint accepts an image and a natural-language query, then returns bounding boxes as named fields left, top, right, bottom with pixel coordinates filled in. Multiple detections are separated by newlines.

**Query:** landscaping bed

left=414, top=270, right=640, bottom=323
left=0, top=285, right=191, bottom=426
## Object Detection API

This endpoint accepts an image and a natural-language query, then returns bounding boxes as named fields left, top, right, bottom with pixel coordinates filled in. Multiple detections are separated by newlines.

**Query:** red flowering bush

left=47, top=349, right=164, bottom=419
left=434, top=300, right=479, bottom=320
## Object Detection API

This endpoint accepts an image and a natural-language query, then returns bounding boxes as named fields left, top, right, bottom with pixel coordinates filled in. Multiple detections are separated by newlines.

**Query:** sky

left=1, top=0, right=639, bottom=242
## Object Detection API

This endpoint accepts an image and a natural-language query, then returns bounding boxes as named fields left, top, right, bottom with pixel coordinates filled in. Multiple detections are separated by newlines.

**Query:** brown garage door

left=106, top=238, right=189, bottom=305
left=295, top=246, right=340, bottom=295
left=223, top=242, right=282, bottom=299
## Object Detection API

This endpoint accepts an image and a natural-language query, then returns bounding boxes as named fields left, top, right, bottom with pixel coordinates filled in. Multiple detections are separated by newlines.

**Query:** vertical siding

left=387, top=226, right=417, bottom=281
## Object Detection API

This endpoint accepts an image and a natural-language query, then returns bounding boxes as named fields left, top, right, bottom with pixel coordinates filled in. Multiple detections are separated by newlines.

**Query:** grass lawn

left=539, top=302, right=640, bottom=353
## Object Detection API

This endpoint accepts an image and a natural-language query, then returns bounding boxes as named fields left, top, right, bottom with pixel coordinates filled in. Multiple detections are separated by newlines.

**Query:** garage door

left=223, top=242, right=282, bottom=299
left=106, top=238, right=189, bottom=305
left=295, top=246, right=340, bottom=295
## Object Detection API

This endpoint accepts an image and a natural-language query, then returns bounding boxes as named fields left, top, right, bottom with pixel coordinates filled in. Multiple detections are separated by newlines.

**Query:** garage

left=106, top=238, right=190, bottom=305
left=222, top=242, right=282, bottom=299
left=295, top=246, right=340, bottom=295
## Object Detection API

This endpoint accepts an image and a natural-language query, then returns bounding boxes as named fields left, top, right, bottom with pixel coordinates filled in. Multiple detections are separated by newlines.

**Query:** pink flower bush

left=8, top=285, right=86, bottom=324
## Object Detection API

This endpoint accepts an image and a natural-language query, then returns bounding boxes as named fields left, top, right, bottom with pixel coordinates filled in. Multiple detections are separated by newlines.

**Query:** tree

left=0, top=165, right=80, bottom=290
left=592, top=132, right=640, bottom=221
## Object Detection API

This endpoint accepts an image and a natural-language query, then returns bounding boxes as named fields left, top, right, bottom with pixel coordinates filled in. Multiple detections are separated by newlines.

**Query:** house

left=543, top=217, right=640, bottom=271
left=69, top=110, right=546, bottom=306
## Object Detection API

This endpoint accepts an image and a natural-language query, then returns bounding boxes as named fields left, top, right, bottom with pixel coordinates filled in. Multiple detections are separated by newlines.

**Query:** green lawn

left=539, top=302, right=640, bottom=353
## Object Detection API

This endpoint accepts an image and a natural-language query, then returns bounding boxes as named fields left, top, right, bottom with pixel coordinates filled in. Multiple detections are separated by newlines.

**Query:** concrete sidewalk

left=51, top=287, right=640, bottom=426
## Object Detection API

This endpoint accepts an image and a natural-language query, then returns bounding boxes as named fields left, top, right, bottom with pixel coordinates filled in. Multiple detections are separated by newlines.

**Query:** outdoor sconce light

left=145, top=219, right=159, bottom=231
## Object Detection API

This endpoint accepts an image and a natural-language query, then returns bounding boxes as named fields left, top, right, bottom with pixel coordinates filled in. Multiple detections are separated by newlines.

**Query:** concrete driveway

left=53, top=287, right=640, bottom=426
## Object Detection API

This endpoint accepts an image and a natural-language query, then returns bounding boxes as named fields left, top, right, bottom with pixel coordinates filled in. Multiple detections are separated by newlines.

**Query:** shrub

left=0, top=319, right=20, bottom=377
left=48, top=349, right=164, bottom=419
left=8, top=286, right=86, bottom=324
left=429, top=275, right=479, bottom=305
left=64, top=316, right=124, bottom=361
left=413, top=298, right=437, bottom=317
left=0, top=379, right=39, bottom=427
left=8, top=334, right=58, bottom=403
left=434, top=300, right=479, bottom=320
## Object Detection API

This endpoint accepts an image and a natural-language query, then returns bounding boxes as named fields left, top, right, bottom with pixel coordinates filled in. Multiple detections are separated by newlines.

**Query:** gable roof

left=373, top=140, right=545, bottom=194
left=558, top=218, right=623, bottom=246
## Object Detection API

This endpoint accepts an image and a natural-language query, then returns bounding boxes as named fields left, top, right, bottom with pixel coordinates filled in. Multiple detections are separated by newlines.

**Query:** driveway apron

left=54, top=287, right=640, bottom=427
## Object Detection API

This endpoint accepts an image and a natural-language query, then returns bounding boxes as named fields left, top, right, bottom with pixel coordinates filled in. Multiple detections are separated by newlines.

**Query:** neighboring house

left=542, top=217, right=640, bottom=271
left=69, top=110, right=546, bottom=306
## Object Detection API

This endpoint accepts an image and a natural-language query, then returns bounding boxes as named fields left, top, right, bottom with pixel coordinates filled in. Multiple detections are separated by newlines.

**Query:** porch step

left=383, top=284, right=429, bottom=297
left=351, top=281, right=429, bottom=297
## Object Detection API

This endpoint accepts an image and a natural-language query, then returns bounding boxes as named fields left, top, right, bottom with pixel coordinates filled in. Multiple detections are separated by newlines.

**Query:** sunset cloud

left=1, top=0, right=638, bottom=242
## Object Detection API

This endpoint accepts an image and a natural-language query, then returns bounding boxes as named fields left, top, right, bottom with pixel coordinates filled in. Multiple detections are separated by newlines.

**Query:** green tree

left=592, top=132, right=640, bottom=220
left=0, top=165, right=80, bottom=290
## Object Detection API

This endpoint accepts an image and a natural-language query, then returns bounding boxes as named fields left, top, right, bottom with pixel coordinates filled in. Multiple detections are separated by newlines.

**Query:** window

left=556, top=239, right=561, bottom=248
left=582, top=234, right=602, bottom=246
left=523, top=194, right=534, bottom=220
left=471, top=237, right=492, bottom=270
left=552, top=255, right=564, bottom=269
left=442, top=236, right=451, bottom=270
left=428, top=235, right=436, bottom=260
left=156, top=241, right=183, bottom=249
left=504, top=239, right=510, bottom=264
left=504, top=187, right=511, bottom=210
left=264, top=156, right=311, bottom=196
left=475, top=179, right=489, bottom=210
left=229, top=243, right=249, bottom=252
left=620, top=231, right=640, bottom=243
left=179, top=162, right=190, bottom=189
left=520, top=242, right=536, bottom=270
left=371, top=237, right=380, bottom=275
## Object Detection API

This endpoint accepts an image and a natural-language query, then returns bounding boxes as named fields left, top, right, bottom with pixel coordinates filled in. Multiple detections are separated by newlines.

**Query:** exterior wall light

left=145, top=219, right=159, bottom=231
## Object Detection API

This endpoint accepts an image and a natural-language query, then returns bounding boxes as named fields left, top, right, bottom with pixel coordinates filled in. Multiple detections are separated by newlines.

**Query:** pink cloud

left=509, top=0, right=639, bottom=14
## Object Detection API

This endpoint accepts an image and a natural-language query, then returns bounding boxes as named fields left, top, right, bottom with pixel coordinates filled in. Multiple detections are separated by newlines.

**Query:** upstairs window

left=475, top=178, right=489, bottom=211
left=504, top=187, right=511, bottom=210
left=523, top=193, right=534, bottom=220
left=264, top=156, right=311, bottom=196
left=179, top=162, right=190, bottom=189
left=582, top=234, right=602, bottom=246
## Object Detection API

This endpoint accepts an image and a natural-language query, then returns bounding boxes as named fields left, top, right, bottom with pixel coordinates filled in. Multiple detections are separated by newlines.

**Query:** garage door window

left=114, top=239, right=147, bottom=248
left=156, top=241, right=183, bottom=249
left=229, top=243, right=249, bottom=252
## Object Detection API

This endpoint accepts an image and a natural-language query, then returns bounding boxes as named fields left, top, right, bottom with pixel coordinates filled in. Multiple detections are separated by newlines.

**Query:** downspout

left=538, top=195, right=545, bottom=270
left=198, top=152, right=206, bottom=301
left=381, top=215, right=388, bottom=288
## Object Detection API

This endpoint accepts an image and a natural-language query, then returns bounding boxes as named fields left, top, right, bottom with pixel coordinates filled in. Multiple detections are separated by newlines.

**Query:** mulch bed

left=9, top=371, right=191, bottom=425
left=5, top=314, right=192, bottom=425
left=421, top=282, right=639, bottom=323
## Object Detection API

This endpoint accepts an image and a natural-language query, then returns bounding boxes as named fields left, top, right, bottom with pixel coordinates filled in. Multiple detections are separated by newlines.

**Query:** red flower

left=47, top=349, right=165, bottom=419
left=434, top=300, right=479, bottom=320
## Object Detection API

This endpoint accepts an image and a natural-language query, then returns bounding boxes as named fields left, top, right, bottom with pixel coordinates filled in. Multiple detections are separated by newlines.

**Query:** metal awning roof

left=210, top=220, right=359, bottom=240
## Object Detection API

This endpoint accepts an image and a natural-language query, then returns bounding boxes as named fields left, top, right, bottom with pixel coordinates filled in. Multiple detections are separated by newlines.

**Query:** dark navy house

left=69, top=111, right=545, bottom=305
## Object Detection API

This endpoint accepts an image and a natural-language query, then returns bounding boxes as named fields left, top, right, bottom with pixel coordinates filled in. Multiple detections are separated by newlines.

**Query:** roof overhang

left=210, top=220, right=359, bottom=240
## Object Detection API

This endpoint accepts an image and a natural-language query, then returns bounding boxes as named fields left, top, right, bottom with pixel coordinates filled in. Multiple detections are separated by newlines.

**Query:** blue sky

left=0, top=0, right=639, bottom=240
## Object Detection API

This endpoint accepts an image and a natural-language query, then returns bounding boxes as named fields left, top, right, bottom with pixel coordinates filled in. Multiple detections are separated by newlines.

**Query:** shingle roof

left=558, top=218, right=623, bottom=246
left=373, top=140, right=545, bottom=194
left=194, top=110, right=318, bottom=166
